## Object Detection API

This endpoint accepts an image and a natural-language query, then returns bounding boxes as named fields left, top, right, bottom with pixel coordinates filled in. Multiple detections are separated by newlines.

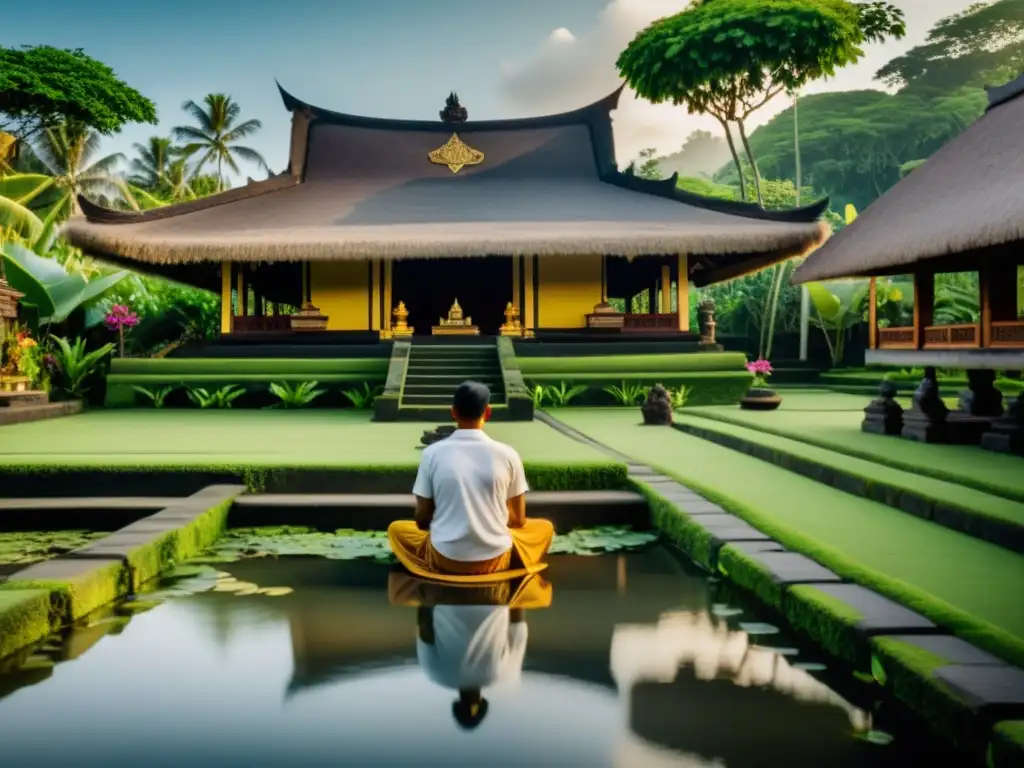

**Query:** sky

left=3, top=0, right=978, bottom=182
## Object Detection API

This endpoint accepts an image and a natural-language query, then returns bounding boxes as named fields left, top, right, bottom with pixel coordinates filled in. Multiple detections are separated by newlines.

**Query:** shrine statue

left=433, top=298, right=478, bottom=335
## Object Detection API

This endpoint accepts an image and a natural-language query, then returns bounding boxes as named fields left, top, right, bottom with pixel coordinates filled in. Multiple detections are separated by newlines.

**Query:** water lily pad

left=233, top=585, right=261, bottom=596
left=0, top=530, right=108, bottom=567
left=212, top=580, right=251, bottom=592
left=752, top=645, right=800, bottom=656
left=711, top=604, right=743, bottom=617
left=548, top=526, right=658, bottom=556
left=116, top=600, right=161, bottom=615
left=258, top=587, right=294, bottom=597
left=793, top=662, right=828, bottom=672
left=856, top=730, right=894, bottom=746
left=739, top=622, right=780, bottom=636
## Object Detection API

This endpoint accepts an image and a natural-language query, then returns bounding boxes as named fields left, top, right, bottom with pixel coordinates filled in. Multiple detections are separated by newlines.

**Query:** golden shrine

left=391, top=301, right=414, bottom=337
left=499, top=302, right=523, bottom=337
left=432, top=298, right=479, bottom=336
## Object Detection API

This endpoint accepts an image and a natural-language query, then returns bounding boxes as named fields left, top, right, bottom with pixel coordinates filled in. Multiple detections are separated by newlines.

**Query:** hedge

left=527, top=371, right=753, bottom=406
left=518, top=352, right=748, bottom=375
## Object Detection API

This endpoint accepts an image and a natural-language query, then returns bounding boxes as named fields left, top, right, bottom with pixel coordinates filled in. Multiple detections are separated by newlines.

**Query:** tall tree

left=31, top=124, right=134, bottom=218
left=128, top=137, right=176, bottom=188
left=0, top=46, right=156, bottom=144
left=173, top=94, right=268, bottom=191
left=876, top=0, right=1024, bottom=93
left=617, top=0, right=905, bottom=204
left=656, top=130, right=733, bottom=179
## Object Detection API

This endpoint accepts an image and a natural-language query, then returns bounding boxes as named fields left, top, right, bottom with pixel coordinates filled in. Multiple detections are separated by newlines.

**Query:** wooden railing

left=923, top=323, right=979, bottom=349
left=232, top=315, right=293, bottom=333
left=622, top=313, right=678, bottom=333
left=877, top=327, right=915, bottom=349
left=990, top=320, right=1024, bottom=347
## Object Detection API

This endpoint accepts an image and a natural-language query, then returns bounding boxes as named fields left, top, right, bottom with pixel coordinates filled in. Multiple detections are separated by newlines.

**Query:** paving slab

left=741, top=551, right=843, bottom=585
left=685, top=513, right=773, bottom=543
left=9, top=556, right=125, bottom=582
left=934, top=665, right=1024, bottom=714
left=725, top=541, right=787, bottom=555
left=0, top=497, right=179, bottom=511
left=880, top=635, right=1009, bottom=667
left=669, top=500, right=728, bottom=516
left=808, top=583, right=937, bottom=633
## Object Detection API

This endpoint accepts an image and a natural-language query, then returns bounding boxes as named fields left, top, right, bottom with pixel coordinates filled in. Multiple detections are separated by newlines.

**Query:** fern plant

left=133, top=385, right=176, bottom=408
left=603, top=381, right=649, bottom=406
left=187, top=385, right=245, bottom=408
left=341, top=382, right=383, bottom=409
left=50, top=336, right=115, bottom=399
left=268, top=381, right=325, bottom=408
left=542, top=381, right=587, bottom=407
left=669, top=385, right=691, bottom=409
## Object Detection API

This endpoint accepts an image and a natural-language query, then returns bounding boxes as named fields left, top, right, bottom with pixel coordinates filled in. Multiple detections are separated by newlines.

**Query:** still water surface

left=0, top=548, right=954, bottom=767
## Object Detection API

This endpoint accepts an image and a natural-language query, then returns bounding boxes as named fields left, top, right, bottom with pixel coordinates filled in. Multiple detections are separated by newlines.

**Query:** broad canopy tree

left=616, top=0, right=905, bottom=205
left=0, top=46, right=156, bottom=144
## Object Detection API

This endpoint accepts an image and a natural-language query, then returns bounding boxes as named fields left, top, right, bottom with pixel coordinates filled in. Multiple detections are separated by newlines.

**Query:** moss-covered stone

left=631, top=481, right=717, bottom=569
left=717, top=545, right=783, bottom=610
left=0, top=589, right=52, bottom=660
left=870, top=636, right=981, bottom=748
left=781, top=584, right=868, bottom=668
left=988, top=721, right=1024, bottom=768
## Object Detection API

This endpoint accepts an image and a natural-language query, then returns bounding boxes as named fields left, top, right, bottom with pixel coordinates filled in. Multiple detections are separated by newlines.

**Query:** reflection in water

left=0, top=551, right=959, bottom=767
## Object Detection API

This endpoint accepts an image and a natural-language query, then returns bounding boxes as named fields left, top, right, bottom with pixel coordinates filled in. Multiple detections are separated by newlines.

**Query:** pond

left=0, top=546, right=955, bottom=767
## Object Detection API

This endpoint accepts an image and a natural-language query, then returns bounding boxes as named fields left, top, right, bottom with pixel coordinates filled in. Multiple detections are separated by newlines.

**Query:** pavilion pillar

left=383, top=260, right=393, bottom=334
left=660, top=264, right=671, bottom=316
left=524, top=256, right=535, bottom=333
left=370, top=259, right=381, bottom=333
left=913, top=269, right=933, bottom=349
left=868, top=277, right=878, bottom=349
left=677, top=254, right=689, bottom=331
left=220, top=262, right=233, bottom=334
left=236, top=268, right=247, bottom=317
left=512, top=255, right=521, bottom=312
left=981, top=259, right=1018, bottom=347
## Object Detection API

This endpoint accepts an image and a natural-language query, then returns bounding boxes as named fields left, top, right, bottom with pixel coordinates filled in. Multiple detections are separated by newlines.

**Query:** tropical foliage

left=173, top=94, right=269, bottom=191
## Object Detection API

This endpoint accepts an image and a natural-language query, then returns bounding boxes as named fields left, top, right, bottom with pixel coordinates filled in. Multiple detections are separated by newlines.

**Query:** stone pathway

left=534, top=411, right=1024, bottom=723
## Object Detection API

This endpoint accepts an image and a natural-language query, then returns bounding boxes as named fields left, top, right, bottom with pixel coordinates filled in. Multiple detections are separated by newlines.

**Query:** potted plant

left=741, top=358, right=782, bottom=411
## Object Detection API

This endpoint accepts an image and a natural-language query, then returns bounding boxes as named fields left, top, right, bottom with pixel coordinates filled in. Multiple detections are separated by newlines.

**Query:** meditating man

left=387, top=381, right=554, bottom=578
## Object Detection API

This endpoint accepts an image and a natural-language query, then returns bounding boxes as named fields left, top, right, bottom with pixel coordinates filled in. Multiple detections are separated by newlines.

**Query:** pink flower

left=104, top=304, right=140, bottom=330
left=745, top=358, right=773, bottom=376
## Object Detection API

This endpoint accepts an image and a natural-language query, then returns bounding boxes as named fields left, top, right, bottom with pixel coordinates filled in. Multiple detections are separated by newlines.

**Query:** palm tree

left=31, top=124, right=135, bottom=218
left=173, top=94, right=268, bottom=191
left=129, top=136, right=176, bottom=188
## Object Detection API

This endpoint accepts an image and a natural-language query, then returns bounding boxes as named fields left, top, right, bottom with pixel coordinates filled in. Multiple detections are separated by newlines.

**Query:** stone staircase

left=398, top=342, right=507, bottom=421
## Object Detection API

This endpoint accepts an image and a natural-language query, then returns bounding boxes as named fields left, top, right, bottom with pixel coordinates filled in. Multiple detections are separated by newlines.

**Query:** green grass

left=0, top=410, right=610, bottom=468
left=685, top=391, right=1024, bottom=503
left=110, top=358, right=389, bottom=376
left=0, top=589, right=51, bottom=660
left=548, top=408, right=1024, bottom=666
left=673, top=413, right=1024, bottom=531
left=989, top=721, right=1024, bottom=768
left=517, top=352, right=748, bottom=375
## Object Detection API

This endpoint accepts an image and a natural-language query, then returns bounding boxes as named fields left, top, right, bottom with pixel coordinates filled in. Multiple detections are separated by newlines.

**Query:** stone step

left=403, top=394, right=506, bottom=406
left=0, top=400, right=82, bottom=426
left=230, top=490, right=649, bottom=531
left=406, top=360, right=501, bottom=370
left=403, top=383, right=508, bottom=393
left=404, top=374, right=504, bottom=386
left=0, top=496, right=181, bottom=532
left=0, top=390, right=50, bottom=408
left=396, top=405, right=521, bottom=422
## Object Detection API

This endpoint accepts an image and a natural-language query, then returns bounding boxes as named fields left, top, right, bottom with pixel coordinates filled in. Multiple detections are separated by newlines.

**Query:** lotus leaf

left=0, top=530, right=107, bottom=566
left=738, top=622, right=780, bottom=636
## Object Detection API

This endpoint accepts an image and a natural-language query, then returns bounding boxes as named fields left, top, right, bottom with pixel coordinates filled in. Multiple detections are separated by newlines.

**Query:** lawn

left=550, top=408, right=1024, bottom=664
left=685, top=391, right=1024, bottom=503
left=0, top=410, right=609, bottom=468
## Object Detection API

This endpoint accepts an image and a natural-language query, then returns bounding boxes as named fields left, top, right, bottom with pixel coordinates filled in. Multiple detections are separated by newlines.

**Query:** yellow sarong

left=387, top=571, right=553, bottom=610
left=387, top=518, right=554, bottom=585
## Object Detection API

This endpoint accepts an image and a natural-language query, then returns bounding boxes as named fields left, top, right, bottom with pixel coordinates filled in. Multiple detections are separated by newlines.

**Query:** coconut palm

left=129, top=136, right=176, bottom=188
left=31, top=124, right=135, bottom=218
left=173, top=94, right=268, bottom=191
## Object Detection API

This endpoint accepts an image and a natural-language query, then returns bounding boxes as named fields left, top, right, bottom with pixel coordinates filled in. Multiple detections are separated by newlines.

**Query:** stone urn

left=740, top=387, right=782, bottom=411
left=641, top=383, right=673, bottom=425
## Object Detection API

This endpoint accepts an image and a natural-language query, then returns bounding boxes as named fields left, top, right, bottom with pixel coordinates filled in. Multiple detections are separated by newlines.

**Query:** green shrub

left=542, top=382, right=588, bottom=407
left=341, top=382, right=383, bottom=409
left=51, top=336, right=115, bottom=400
left=187, top=385, right=245, bottom=408
left=132, top=384, right=176, bottom=408
left=604, top=381, right=649, bottom=406
left=268, top=381, right=325, bottom=409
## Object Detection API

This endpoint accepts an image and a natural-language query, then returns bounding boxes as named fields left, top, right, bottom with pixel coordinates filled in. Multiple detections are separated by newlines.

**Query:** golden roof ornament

left=428, top=133, right=484, bottom=174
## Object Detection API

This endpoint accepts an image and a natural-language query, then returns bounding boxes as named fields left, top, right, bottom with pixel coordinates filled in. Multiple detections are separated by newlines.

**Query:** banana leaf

left=0, top=194, right=44, bottom=241
left=0, top=174, right=54, bottom=205
left=1, top=242, right=130, bottom=323
left=807, top=280, right=868, bottom=328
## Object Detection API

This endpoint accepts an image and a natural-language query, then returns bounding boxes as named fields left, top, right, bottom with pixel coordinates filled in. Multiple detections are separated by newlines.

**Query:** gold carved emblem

left=428, top=133, right=484, bottom=174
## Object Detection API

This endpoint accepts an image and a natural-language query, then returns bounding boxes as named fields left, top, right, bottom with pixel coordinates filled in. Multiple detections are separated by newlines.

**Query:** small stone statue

left=698, top=299, right=717, bottom=346
left=901, top=367, right=947, bottom=443
left=956, top=369, right=1003, bottom=417
left=641, top=383, right=673, bottom=426
left=862, top=379, right=903, bottom=435
left=982, top=395, right=1023, bottom=455
left=440, top=92, right=468, bottom=123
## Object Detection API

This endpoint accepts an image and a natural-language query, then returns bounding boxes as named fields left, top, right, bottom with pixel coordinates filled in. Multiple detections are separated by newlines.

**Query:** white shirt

left=417, top=605, right=529, bottom=690
left=412, top=429, right=529, bottom=562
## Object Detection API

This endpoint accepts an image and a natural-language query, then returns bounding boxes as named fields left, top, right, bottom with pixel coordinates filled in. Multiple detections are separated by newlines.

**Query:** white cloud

left=497, top=0, right=977, bottom=167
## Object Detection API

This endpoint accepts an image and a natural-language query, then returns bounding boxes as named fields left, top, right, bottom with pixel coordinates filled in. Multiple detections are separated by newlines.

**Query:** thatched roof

left=793, top=73, right=1024, bottom=284
left=64, top=85, right=829, bottom=287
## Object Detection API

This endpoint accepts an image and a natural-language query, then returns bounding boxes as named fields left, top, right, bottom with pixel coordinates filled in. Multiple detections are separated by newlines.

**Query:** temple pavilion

left=793, top=72, right=1024, bottom=453
left=63, top=85, right=828, bottom=340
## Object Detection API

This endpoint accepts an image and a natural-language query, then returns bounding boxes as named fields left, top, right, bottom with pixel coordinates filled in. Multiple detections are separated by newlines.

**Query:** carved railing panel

left=923, top=324, right=979, bottom=348
left=877, top=327, right=915, bottom=349
left=990, top=321, right=1024, bottom=348
left=232, top=315, right=293, bottom=333
left=622, top=313, right=678, bottom=333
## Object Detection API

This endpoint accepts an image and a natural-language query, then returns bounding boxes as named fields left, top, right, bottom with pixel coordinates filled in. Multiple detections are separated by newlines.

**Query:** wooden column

left=981, top=260, right=1019, bottom=346
left=383, top=260, right=393, bottom=332
left=868, top=277, right=878, bottom=349
left=512, top=255, right=521, bottom=310
left=370, top=259, right=381, bottom=332
left=913, top=270, right=934, bottom=349
left=236, top=268, right=247, bottom=316
left=524, top=256, right=535, bottom=331
left=220, top=262, right=233, bottom=334
left=301, top=262, right=309, bottom=307
left=660, top=264, right=671, bottom=316
left=677, top=254, right=689, bottom=331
